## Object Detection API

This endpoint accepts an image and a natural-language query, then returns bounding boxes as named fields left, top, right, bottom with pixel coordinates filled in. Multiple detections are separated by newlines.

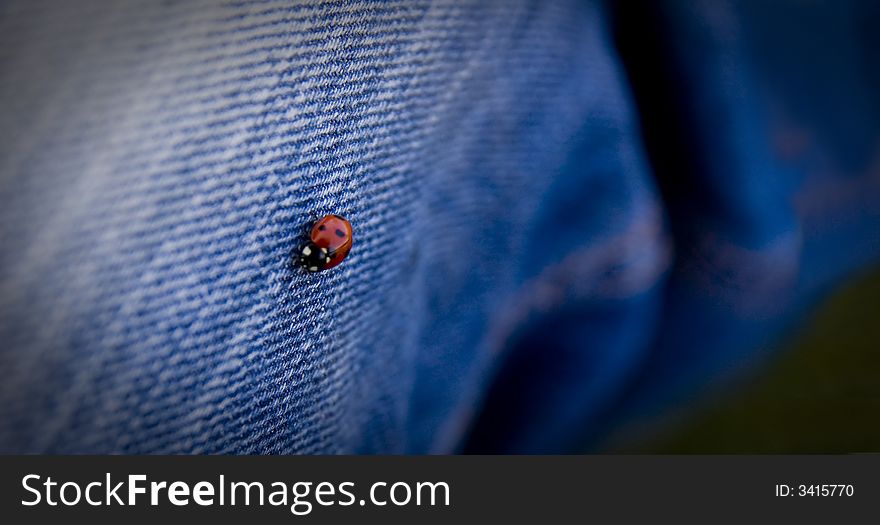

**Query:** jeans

left=0, top=0, right=878, bottom=453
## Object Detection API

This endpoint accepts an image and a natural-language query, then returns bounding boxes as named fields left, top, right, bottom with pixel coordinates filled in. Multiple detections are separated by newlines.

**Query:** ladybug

left=298, top=214, right=353, bottom=272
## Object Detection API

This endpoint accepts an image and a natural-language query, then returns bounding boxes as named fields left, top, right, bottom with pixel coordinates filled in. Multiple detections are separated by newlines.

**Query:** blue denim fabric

left=0, top=1, right=878, bottom=454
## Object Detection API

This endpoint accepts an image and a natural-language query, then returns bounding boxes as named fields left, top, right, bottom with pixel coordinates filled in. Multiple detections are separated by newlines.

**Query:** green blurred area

left=622, top=269, right=880, bottom=453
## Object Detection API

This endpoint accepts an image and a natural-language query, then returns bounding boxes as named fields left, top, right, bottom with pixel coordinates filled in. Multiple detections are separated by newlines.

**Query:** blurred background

left=609, top=268, right=880, bottom=453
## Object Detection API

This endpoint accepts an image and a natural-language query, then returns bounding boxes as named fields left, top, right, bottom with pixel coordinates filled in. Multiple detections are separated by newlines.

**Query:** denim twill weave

left=0, top=0, right=661, bottom=453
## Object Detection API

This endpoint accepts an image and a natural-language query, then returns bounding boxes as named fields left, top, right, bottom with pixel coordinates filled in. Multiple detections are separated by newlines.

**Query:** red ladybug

left=298, top=214, right=353, bottom=272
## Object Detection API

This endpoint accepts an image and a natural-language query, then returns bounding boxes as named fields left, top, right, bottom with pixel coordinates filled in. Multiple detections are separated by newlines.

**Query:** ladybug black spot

left=318, top=225, right=326, bottom=231
left=335, top=229, right=346, bottom=238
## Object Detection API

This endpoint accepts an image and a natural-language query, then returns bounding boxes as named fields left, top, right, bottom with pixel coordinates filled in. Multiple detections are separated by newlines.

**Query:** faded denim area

left=0, top=1, right=878, bottom=453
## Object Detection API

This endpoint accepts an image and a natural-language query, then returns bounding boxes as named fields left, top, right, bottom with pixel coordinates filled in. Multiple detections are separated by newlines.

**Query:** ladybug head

left=299, top=242, right=331, bottom=272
